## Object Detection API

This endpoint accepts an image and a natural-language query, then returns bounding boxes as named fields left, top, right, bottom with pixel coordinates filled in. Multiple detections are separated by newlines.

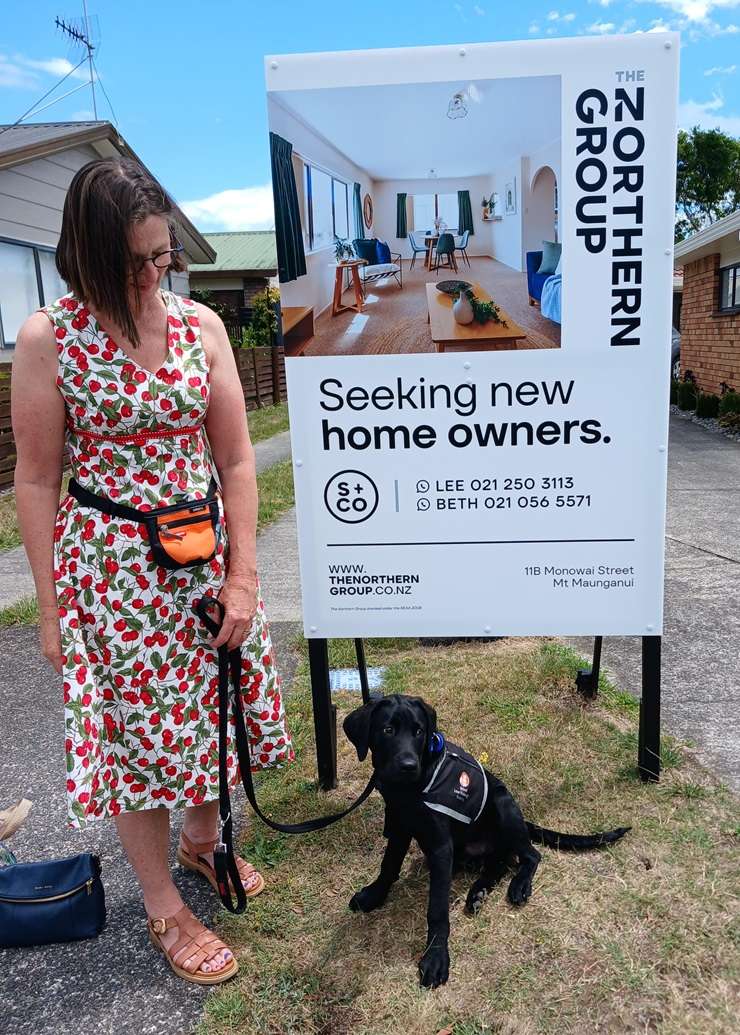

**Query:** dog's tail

left=525, top=822, right=631, bottom=852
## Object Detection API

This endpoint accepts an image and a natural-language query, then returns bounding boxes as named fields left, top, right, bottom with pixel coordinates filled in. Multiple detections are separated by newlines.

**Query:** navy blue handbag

left=0, top=852, right=105, bottom=948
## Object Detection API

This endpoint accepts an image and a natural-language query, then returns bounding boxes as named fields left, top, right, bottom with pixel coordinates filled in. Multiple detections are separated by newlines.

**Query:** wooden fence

left=0, top=348, right=286, bottom=492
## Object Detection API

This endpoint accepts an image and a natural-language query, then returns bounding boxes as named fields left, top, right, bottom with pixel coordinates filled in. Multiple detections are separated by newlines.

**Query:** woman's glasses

left=132, top=241, right=184, bottom=273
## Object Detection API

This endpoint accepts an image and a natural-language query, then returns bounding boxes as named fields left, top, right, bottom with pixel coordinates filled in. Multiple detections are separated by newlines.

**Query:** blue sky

left=1, top=0, right=738, bottom=231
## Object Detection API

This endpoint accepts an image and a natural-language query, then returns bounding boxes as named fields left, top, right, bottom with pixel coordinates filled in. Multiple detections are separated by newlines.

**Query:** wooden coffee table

left=426, top=282, right=528, bottom=352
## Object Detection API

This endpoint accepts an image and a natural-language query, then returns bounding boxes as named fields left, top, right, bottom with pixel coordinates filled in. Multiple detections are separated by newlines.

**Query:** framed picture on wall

left=505, top=178, right=517, bottom=215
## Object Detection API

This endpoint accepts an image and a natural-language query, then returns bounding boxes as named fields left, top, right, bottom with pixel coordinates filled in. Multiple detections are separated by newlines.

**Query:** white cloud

left=704, top=63, right=737, bottom=73
left=563, top=12, right=577, bottom=20
left=473, top=3, right=486, bottom=13
left=678, top=94, right=740, bottom=134
left=645, top=0, right=740, bottom=21
left=180, top=184, right=276, bottom=232
left=547, top=10, right=560, bottom=19
left=528, top=21, right=540, bottom=33
left=587, top=20, right=616, bottom=32
left=0, top=55, right=38, bottom=89
left=19, top=56, right=92, bottom=81
left=0, top=52, right=93, bottom=91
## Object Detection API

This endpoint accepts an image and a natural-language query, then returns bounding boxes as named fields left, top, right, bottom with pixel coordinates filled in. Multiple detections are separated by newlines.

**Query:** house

left=674, top=211, right=740, bottom=394
left=188, top=231, right=278, bottom=321
left=0, top=120, right=215, bottom=356
left=266, top=74, right=562, bottom=357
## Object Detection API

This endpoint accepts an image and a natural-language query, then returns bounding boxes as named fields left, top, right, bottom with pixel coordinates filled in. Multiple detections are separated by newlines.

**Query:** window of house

left=0, top=239, right=70, bottom=349
left=719, top=263, right=740, bottom=313
left=411, top=193, right=458, bottom=234
left=301, top=162, right=351, bottom=251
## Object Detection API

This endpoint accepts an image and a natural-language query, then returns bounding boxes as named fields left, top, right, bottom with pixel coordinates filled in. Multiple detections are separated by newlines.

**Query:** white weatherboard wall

left=268, top=96, right=373, bottom=318
left=373, top=176, right=493, bottom=259
left=0, top=144, right=100, bottom=247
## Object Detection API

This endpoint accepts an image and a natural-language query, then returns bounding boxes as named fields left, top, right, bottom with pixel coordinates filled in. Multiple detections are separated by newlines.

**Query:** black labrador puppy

left=344, top=694, right=629, bottom=989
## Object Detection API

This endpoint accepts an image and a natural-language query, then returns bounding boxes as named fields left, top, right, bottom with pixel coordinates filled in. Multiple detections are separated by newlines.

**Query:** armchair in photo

left=526, top=250, right=549, bottom=306
left=352, top=238, right=403, bottom=295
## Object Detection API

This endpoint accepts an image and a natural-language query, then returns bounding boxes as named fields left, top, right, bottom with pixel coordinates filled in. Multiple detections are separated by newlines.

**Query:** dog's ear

left=343, top=701, right=378, bottom=761
left=412, top=697, right=437, bottom=744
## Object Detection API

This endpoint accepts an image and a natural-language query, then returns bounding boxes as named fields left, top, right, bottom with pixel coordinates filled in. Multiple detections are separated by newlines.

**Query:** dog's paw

left=507, top=875, right=532, bottom=907
left=349, top=883, right=386, bottom=913
left=464, top=887, right=487, bottom=916
left=418, top=944, right=450, bottom=988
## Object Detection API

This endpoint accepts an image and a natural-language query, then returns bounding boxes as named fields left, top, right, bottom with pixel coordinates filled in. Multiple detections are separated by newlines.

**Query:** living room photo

left=267, top=73, right=563, bottom=357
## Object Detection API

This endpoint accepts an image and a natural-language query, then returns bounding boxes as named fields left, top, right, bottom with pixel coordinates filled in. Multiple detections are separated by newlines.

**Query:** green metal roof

left=189, top=231, right=277, bottom=273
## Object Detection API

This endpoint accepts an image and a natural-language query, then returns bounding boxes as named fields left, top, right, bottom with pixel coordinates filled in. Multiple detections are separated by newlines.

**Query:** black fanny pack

left=68, top=477, right=221, bottom=571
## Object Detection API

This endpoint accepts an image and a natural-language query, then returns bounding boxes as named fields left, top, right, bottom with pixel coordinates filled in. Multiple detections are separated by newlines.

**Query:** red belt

left=67, top=423, right=202, bottom=445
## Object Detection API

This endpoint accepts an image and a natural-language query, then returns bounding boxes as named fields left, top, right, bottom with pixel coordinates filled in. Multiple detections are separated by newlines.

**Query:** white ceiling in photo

left=272, top=76, right=560, bottom=181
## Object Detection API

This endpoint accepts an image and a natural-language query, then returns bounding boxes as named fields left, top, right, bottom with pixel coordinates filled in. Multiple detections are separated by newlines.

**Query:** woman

left=11, top=158, right=293, bottom=984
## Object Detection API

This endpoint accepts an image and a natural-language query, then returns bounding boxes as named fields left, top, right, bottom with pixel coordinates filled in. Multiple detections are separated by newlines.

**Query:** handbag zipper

left=159, top=513, right=212, bottom=532
left=0, top=878, right=93, bottom=904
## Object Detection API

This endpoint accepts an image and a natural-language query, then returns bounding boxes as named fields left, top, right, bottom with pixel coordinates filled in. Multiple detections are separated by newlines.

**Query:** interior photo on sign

left=267, top=74, right=562, bottom=357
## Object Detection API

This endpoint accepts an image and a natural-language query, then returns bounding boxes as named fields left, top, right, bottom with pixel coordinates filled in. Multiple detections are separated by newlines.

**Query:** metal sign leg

left=638, top=635, right=661, bottom=782
left=308, top=638, right=337, bottom=789
left=576, top=636, right=603, bottom=699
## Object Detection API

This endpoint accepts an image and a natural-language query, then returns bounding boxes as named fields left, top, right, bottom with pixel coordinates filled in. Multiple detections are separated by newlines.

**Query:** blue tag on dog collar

left=429, top=732, right=445, bottom=754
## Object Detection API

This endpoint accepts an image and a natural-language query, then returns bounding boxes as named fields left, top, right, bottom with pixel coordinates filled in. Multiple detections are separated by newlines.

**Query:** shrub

left=718, top=390, right=740, bottom=417
left=670, top=379, right=681, bottom=405
left=695, top=392, right=720, bottom=418
left=677, top=381, right=697, bottom=411
left=238, top=287, right=280, bottom=349
left=718, top=412, right=740, bottom=432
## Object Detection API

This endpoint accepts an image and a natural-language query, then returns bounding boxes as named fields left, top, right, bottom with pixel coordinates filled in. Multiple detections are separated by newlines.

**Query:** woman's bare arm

left=11, top=312, right=66, bottom=664
left=199, top=303, right=259, bottom=649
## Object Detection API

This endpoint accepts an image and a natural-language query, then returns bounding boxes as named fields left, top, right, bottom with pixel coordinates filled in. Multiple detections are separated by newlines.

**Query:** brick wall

left=681, top=253, right=740, bottom=395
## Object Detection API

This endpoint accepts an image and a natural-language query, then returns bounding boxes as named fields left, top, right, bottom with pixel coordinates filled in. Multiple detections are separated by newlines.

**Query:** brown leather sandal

left=177, top=830, right=265, bottom=898
left=148, top=905, right=238, bottom=985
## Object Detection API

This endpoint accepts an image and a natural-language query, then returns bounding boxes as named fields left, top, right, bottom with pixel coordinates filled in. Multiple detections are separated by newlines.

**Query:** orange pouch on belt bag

left=67, top=476, right=222, bottom=572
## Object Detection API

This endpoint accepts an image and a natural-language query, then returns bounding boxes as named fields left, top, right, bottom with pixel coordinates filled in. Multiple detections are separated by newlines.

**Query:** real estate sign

left=265, top=33, right=679, bottom=637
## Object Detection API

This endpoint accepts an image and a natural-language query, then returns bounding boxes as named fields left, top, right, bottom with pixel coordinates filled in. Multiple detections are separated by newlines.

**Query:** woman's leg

left=181, top=800, right=261, bottom=891
left=115, top=807, right=232, bottom=973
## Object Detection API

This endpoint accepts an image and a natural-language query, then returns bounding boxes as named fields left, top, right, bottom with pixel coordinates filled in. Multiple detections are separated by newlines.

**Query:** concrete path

left=0, top=431, right=292, bottom=612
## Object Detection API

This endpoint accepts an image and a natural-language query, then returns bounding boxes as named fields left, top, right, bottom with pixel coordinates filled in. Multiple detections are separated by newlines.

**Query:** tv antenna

left=55, top=1, right=97, bottom=118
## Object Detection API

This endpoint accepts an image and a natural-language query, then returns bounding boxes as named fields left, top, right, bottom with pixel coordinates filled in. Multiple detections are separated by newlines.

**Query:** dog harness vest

left=422, top=741, right=488, bottom=825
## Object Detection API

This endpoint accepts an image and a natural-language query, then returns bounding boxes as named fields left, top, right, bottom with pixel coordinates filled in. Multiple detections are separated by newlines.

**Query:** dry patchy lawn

left=200, top=638, right=739, bottom=1035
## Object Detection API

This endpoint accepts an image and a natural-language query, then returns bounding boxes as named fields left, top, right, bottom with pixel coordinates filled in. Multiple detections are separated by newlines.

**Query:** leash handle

left=193, top=596, right=375, bottom=914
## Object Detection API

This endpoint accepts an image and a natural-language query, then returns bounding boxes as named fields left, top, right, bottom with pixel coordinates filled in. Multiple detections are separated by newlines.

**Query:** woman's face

left=127, top=214, right=172, bottom=301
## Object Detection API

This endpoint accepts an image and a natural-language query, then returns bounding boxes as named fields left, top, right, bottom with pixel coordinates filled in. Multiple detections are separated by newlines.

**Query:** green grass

left=0, top=596, right=39, bottom=627
left=247, top=402, right=290, bottom=444
left=200, top=637, right=739, bottom=1035
left=256, top=459, right=294, bottom=531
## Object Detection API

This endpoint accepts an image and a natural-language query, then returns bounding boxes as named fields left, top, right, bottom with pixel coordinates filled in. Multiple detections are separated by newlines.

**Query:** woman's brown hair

left=56, top=157, right=185, bottom=348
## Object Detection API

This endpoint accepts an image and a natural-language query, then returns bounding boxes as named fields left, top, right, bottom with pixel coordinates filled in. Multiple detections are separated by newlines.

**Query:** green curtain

left=458, top=190, right=474, bottom=235
left=353, top=183, right=364, bottom=240
left=396, top=192, right=408, bottom=238
left=269, top=132, right=307, bottom=283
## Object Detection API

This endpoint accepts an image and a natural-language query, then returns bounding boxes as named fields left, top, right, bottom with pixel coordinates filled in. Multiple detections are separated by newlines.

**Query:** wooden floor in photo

left=302, top=256, right=561, bottom=357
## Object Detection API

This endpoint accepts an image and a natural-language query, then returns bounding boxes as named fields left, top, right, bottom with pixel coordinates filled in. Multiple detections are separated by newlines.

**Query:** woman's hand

left=39, top=605, right=63, bottom=674
left=211, top=575, right=258, bottom=651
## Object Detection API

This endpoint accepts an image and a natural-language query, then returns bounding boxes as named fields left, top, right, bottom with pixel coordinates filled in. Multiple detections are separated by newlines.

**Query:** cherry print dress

left=45, top=291, right=293, bottom=828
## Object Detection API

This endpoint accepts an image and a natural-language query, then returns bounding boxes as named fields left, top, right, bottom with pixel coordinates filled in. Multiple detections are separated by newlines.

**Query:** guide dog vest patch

left=422, top=741, right=488, bottom=825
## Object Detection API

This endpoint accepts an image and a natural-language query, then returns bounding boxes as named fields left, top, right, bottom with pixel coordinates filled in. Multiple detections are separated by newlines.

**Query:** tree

left=675, top=127, right=740, bottom=242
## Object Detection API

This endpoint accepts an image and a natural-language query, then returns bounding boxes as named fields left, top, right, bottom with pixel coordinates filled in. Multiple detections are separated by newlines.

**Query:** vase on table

left=452, top=290, right=474, bottom=325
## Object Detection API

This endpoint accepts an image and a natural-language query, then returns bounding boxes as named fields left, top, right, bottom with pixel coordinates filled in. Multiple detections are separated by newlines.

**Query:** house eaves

left=0, top=121, right=216, bottom=266
left=674, top=210, right=740, bottom=267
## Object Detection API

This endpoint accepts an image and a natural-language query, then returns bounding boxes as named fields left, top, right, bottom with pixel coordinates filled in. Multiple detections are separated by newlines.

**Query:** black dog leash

left=193, top=596, right=376, bottom=913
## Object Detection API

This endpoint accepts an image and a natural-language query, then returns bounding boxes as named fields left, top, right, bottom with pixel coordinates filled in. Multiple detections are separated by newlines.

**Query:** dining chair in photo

left=454, top=230, right=471, bottom=268
left=432, top=232, right=458, bottom=274
left=408, top=231, right=428, bottom=271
